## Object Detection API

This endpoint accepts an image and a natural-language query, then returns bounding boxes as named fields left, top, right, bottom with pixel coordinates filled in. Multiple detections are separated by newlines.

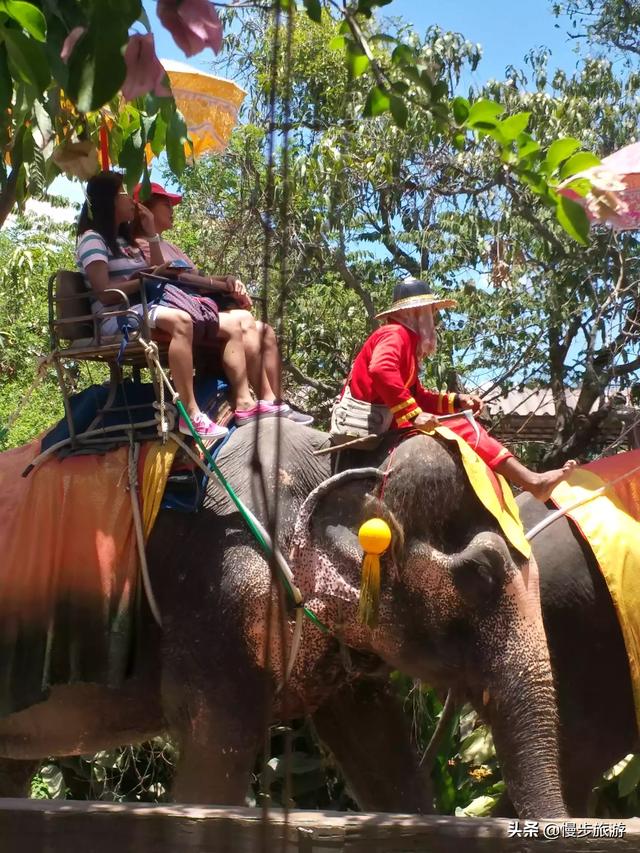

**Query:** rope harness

left=136, top=336, right=328, bottom=686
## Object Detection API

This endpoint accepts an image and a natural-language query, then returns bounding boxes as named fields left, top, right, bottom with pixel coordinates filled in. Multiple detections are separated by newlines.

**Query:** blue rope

left=116, top=322, right=131, bottom=365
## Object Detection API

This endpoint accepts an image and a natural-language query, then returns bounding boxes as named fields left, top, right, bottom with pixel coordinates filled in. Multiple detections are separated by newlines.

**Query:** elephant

left=0, top=420, right=569, bottom=818
left=516, top=492, right=638, bottom=816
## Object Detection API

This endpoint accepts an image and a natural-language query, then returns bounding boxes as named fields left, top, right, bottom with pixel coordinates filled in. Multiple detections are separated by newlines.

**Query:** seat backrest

left=52, top=270, right=94, bottom=341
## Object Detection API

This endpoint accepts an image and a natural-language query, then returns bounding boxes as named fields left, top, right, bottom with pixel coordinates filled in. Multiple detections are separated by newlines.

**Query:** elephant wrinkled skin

left=0, top=421, right=574, bottom=817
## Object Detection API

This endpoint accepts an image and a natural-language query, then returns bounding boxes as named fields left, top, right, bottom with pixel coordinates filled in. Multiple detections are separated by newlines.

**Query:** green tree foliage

left=0, top=1, right=200, bottom=228
left=177, top=9, right=640, bottom=462
left=0, top=212, right=74, bottom=447
left=555, top=0, right=640, bottom=60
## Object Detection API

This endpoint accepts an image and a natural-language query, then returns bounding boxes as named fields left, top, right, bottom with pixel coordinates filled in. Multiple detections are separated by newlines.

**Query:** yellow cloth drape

left=141, top=440, right=179, bottom=540
left=433, top=425, right=531, bottom=559
left=552, top=462, right=640, bottom=731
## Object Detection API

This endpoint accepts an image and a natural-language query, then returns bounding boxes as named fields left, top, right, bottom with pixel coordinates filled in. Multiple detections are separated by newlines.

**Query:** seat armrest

left=103, top=288, right=132, bottom=308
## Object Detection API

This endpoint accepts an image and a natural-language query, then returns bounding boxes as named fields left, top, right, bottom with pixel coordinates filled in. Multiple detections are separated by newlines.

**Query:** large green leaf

left=137, top=164, right=152, bottom=202
left=516, top=133, right=541, bottom=161
left=556, top=195, right=589, bottom=245
left=66, top=31, right=125, bottom=112
left=561, top=176, right=591, bottom=197
left=148, top=111, right=167, bottom=157
left=357, top=0, right=393, bottom=16
left=4, top=29, right=49, bottom=93
left=66, top=0, right=141, bottom=111
left=559, top=151, right=600, bottom=180
left=389, top=94, right=407, bottom=128
left=346, top=40, right=369, bottom=78
left=166, top=108, right=188, bottom=176
left=119, top=126, right=144, bottom=190
left=363, top=85, right=390, bottom=117
left=465, top=99, right=505, bottom=130
left=544, top=137, right=581, bottom=173
left=391, top=44, right=414, bottom=66
left=497, top=112, right=530, bottom=141
left=0, top=43, right=12, bottom=113
left=452, top=96, right=469, bottom=124
left=0, top=0, right=46, bottom=41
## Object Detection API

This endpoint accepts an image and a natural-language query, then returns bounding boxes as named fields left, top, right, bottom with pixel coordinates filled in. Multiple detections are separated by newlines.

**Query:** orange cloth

left=0, top=441, right=142, bottom=641
left=0, top=439, right=173, bottom=713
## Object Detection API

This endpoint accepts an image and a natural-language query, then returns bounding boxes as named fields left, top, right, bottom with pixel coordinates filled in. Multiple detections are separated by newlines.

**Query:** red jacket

left=347, top=322, right=461, bottom=429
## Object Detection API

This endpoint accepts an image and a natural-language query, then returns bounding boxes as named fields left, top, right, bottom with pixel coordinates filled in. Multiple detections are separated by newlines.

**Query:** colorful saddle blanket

left=551, top=450, right=640, bottom=730
left=0, top=439, right=176, bottom=717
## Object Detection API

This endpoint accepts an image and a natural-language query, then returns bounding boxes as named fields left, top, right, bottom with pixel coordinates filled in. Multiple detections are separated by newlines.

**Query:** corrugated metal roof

left=484, top=387, right=634, bottom=417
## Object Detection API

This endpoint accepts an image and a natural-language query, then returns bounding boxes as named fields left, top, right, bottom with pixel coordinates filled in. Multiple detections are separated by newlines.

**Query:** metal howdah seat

left=48, top=269, right=173, bottom=446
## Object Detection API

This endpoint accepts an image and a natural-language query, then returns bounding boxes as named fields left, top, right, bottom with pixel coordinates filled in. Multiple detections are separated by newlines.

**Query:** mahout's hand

left=414, top=412, right=439, bottom=431
left=458, top=393, right=483, bottom=413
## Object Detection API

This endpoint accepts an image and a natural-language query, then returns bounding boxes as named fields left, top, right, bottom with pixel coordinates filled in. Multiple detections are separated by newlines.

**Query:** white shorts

left=97, top=302, right=162, bottom=337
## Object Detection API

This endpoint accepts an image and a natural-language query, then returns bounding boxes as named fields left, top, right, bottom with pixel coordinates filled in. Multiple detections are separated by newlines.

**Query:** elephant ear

left=290, top=468, right=401, bottom=588
left=306, top=475, right=380, bottom=561
left=450, top=534, right=513, bottom=608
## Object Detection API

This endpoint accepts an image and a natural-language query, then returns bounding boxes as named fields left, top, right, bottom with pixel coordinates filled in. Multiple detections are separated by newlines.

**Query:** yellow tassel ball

left=358, top=518, right=392, bottom=555
left=357, top=518, right=392, bottom=628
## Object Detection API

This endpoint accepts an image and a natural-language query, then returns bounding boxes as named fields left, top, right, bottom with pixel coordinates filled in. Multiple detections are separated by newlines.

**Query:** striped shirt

left=76, top=230, right=149, bottom=313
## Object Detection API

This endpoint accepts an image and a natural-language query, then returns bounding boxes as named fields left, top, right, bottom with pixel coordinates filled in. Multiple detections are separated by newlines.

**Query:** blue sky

left=386, top=0, right=581, bottom=80
left=143, top=0, right=583, bottom=80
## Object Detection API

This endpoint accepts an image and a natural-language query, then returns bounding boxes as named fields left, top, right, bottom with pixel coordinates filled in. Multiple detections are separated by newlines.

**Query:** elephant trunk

left=479, top=557, right=568, bottom=819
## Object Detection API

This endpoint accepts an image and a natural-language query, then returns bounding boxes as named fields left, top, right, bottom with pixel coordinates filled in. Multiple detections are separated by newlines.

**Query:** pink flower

left=61, top=26, right=87, bottom=63
left=157, top=0, right=223, bottom=57
left=122, top=33, right=171, bottom=101
left=558, top=142, right=640, bottom=231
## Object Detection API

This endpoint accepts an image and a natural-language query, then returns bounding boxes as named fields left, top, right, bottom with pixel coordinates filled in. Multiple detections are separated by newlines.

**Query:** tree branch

left=283, top=358, right=340, bottom=396
left=320, top=233, right=378, bottom=329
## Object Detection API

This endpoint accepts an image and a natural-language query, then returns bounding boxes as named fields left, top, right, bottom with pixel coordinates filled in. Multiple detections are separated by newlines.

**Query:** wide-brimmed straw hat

left=375, top=277, right=457, bottom=320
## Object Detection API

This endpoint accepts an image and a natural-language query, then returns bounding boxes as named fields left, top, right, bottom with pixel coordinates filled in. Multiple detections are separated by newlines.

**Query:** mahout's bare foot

left=527, top=466, right=575, bottom=502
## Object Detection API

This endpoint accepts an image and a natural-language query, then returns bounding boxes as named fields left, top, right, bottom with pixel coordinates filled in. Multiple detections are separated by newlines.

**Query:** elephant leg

left=312, top=678, right=433, bottom=813
left=166, top=670, right=266, bottom=806
left=0, top=758, right=39, bottom=797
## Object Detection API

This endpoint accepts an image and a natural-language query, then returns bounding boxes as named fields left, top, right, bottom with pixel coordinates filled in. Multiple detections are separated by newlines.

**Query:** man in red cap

left=333, top=278, right=575, bottom=501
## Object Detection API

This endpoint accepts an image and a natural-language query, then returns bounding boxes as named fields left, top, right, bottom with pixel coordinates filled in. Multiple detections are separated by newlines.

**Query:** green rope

left=176, top=401, right=328, bottom=633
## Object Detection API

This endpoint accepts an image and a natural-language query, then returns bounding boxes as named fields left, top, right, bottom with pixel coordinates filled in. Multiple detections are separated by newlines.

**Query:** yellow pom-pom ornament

left=357, top=518, right=392, bottom=628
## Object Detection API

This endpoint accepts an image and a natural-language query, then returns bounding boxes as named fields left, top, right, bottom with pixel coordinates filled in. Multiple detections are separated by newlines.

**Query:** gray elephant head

left=290, top=432, right=567, bottom=819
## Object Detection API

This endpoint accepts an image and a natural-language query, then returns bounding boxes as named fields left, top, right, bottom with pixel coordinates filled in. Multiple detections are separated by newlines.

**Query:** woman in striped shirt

left=76, top=171, right=246, bottom=440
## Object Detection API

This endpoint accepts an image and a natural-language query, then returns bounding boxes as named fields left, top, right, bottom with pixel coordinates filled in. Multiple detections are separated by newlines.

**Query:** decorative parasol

left=53, top=60, right=246, bottom=179
left=162, top=59, right=247, bottom=158
left=558, top=142, right=640, bottom=231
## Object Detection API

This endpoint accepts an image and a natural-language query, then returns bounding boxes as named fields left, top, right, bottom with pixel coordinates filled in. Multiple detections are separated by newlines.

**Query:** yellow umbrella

left=162, top=59, right=247, bottom=158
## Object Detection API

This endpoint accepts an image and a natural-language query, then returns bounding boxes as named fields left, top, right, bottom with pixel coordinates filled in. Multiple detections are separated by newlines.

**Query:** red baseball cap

left=133, top=182, right=182, bottom=206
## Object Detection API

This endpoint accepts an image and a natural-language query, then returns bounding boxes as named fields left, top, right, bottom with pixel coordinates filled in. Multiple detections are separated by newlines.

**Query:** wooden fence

left=1, top=799, right=639, bottom=853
